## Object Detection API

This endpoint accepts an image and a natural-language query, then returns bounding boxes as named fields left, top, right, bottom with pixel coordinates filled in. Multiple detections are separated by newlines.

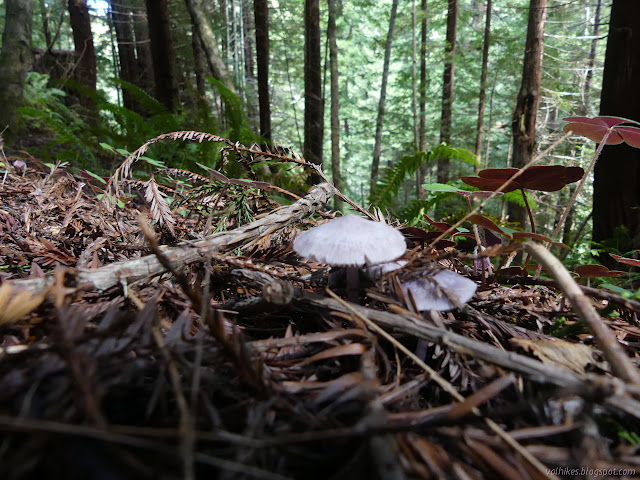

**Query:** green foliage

left=207, top=77, right=258, bottom=146
left=369, top=144, right=477, bottom=212
left=503, top=190, right=537, bottom=211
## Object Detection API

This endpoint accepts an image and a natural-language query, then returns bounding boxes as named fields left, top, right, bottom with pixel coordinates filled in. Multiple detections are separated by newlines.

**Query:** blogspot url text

left=546, top=467, right=635, bottom=477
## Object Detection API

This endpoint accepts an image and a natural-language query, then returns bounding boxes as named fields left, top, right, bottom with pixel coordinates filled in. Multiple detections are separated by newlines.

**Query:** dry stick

left=11, top=182, right=336, bottom=294
left=422, top=132, right=573, bottom=255
left=524, top=241, right=640, bottom=386
left=304, top=293, right=640, bottom=419
left=324, top=289, right=560, bottom=480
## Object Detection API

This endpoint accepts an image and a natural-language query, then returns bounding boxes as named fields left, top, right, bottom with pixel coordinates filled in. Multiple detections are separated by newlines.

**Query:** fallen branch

left=11, top=182, right=335, bottom=295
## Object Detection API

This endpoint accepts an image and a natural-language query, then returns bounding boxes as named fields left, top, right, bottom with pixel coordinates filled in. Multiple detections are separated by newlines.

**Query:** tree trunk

left=370, top=0, right=399, bottom=191
left=0, top=0, right=34, bottom=142
left=254, top=0, right=271, bottom=140
left=145, top=0, right=178, bottom=112
left=508, top=0, right=547, bottom=230
left=328, top=0, right=343, bottom=210
left=593, top=0, right=640, bottom=263
left=191, top=24, right=208, bottom=99
left=109, top=0, right=138, bottom=111
left=185, top=0, right=236, bottom=93
left=474, top=0, right=491, bottom=166
left=304, top=0, right=324, bottom=183
left=132, top=0, right=154, bottom=94
left=581, top=0, right=602, bottom=116
left=68, top=0, right=97, bottom=112
left=417, top=0, right=428, bottom=197
left=436, top=0, right=458, bottom=183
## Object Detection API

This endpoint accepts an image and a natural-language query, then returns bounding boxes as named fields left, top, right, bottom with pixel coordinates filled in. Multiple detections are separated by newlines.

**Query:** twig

left=523, top=241, right=640, bottom=386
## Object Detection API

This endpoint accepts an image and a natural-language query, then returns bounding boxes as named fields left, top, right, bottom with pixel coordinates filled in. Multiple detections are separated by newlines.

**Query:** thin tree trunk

left=417, top=0, right=427, bottom=198
left=370, top=0, right=399, bottom=191
left=436, top=0, right=458, bottom=183
left=581, top=0, right=602, bottom=116
left=304, top=0, right=324, bottom=183
left=508, top=0, right=548, bottom=230
left=411, top=0, right=418, bottom=151
left=145, top=0, right=178, bottom=111
left=474, top=0, right=491, bottom=167
left=185, top=0, right=236, bottom=93
left=254, top=0, right=271, bottom=139
left=132, top=0, right=153, bottom=94
left=191, top=23, right=208, bottom=99
left=39, top=0, right=51, bottom=48
left=109, top=0, right=138, bottom=111
left=0, top=0, right=34, bottom=142
left=328, top=0, right=343, bottom=210
left=68, top=0, right=97, bottom=112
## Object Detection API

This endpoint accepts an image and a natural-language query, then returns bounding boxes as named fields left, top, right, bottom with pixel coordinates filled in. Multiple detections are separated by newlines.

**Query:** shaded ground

left=1, top=144, right=640, bottom=480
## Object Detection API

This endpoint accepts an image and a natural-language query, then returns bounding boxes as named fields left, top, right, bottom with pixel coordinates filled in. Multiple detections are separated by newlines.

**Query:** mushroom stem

left=345, top=266, right=360, bottom=303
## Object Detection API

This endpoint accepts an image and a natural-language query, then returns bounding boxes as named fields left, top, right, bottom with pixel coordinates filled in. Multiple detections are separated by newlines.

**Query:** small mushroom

left=402, top=269, right=477, bottom=311
left=293, top=214, right=407, bottom=301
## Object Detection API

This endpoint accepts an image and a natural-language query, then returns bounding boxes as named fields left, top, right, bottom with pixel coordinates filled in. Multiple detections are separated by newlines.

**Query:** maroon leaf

left=616, top=126, right=640, bottom=149
left=562, top=115, right=640, bottom=144
left=462, top=166, right=584, bottom=193
left=468, top=214, right=511, bottom=239
left=575, top=264, right=625, bottom=278
left=460, top=175, right=520, bottom=193
left=610, top=253, right=640, bottom=268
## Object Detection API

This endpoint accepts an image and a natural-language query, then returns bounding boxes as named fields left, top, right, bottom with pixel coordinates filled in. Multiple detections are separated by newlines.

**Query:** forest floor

left=1, top=145, right=640, bottom=480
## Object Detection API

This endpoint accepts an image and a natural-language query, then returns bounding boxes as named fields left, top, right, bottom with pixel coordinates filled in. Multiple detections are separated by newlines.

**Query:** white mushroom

left=293, top=214, right=406, bottom=266
left=402, top=269, right=477, bottom=311
left=293, top=214, right=406, bottom=301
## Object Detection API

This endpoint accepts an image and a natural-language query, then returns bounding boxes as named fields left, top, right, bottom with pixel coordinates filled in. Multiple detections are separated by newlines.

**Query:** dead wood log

left=12, top=182, right=335, bottom=294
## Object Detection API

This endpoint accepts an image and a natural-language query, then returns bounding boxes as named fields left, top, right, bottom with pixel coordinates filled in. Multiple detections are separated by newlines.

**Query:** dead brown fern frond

left=144, top=176, right=176, bottom=236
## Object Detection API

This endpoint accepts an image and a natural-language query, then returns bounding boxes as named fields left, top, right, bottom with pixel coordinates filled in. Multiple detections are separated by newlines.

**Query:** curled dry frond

left=105, top=131, right=233, bottom=206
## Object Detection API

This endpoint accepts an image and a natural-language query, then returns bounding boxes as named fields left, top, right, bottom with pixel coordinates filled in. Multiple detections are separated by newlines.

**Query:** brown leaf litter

left=1, top=154, right=640, bottom=480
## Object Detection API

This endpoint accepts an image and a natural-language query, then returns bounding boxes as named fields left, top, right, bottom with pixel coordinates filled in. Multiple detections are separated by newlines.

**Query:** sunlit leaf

left=610, top=253, right=640, bottom=267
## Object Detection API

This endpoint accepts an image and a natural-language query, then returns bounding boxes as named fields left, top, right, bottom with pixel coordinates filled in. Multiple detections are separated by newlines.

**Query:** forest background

left=1, top=0, right=638, bottom=270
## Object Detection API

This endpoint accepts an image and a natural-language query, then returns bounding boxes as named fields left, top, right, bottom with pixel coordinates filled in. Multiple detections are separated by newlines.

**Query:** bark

left=39, top=0, right=51, bottom=48
left=0, top=0, right=34, bottom=142
left=369, top=0, right=399, bottom=191
left=132, top=0, right=153, bottom=94
left=473, top=0, right=491, bottom=165
left=185, top=0, right=236, bottom=93
left=581, top=0, right=602, bottom=116
left=328, top=0, right=343, bottom=210
left=436, top=0, right=458, bottom=184
left=508, top=0, right=548, bottom=230
left=68, top=0, right=97, bottom=111
left=304, top=0, right=324, bottom=183
left=191, top=24, right=208, bottom=99
left=593, top=0, right=640, bottom=262
left=254, top=0, right=272, bottom=139
left=145, top=0, right=178, bottom=112
left=109, top=0, right=138, bottom=111
left=417, top=0, right=427, bottom=198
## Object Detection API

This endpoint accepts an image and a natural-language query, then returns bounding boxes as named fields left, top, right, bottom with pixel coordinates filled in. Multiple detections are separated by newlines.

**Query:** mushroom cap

left=293, top=214, right=407, bottom=267
left=402, top=269, right=477, bottom=311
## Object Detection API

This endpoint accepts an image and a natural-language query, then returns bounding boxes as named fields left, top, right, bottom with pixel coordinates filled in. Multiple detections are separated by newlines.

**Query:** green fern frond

left=504, top=190, right=538, bottom=210
left=369, top=144, right=477, bottom=210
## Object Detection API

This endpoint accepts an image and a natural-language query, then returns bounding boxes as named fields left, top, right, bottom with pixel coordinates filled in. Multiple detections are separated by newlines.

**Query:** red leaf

left=610, top=253, right=640, bottom=267
left=462, top=166, right=584, bottom=193
left=468, top=214, right=511, bottom=239
left=616, top=126, right=640, bottom=149
left=575, top=264, right=625, bottom=278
